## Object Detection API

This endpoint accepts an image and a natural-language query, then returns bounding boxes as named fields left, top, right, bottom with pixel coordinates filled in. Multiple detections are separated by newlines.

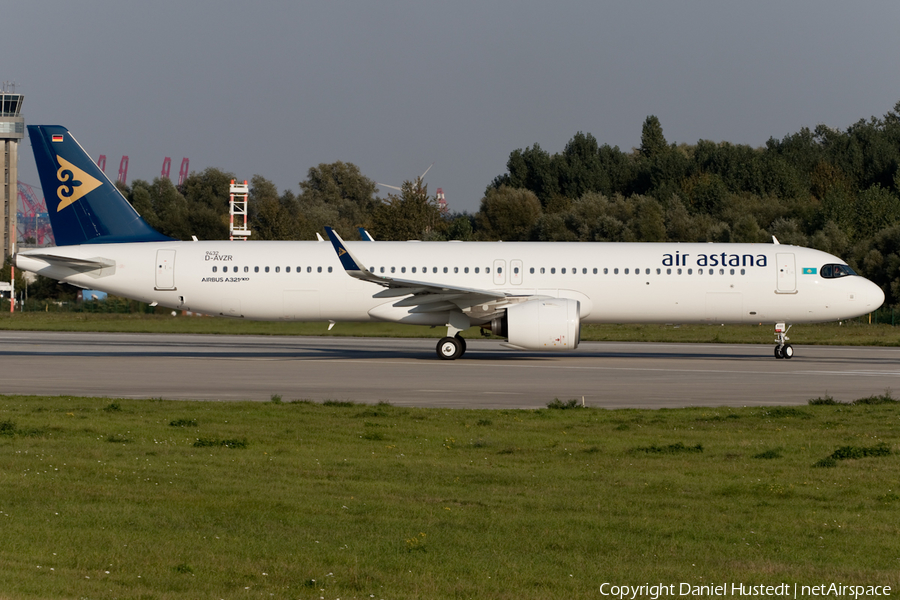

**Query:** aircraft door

left=493, top=259, right=506, bottom=285
left=155, top=249, right=176, bottom=290
left=776, top=253, right=796, bottom=293
left=510, top=259, right=523, bottom=285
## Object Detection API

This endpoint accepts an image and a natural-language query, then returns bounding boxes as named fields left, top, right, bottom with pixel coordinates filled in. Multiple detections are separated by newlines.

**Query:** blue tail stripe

left=28, top=125, right=174, bottom=245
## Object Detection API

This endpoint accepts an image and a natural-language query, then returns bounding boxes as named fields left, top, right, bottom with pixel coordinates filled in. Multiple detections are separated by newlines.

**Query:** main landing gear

left=774, top=322, right=793, bottom=359
left=437, top=334, right=467, bottom=360
left=437, top=312, right=470, bottom=360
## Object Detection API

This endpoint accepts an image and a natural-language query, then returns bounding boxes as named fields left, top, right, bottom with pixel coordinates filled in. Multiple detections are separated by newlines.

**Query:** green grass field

left=1, top=395, right=899, bottom=599
left=1, top=311, right=898, bottom=346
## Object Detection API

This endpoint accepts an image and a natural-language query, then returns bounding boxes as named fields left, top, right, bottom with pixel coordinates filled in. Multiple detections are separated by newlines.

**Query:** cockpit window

left=820, top=264, right=857, bottom=279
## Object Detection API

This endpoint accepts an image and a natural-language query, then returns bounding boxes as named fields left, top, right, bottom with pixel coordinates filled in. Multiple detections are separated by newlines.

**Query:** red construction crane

left=97, top=154, right=107, bottom=173
left=161, top=157, right=172, bottom=180
left=16, top=181, right=54, bottom=246
left=178, top=157, right=190, bottom=186
left=117, top=156, right=129, bottom=185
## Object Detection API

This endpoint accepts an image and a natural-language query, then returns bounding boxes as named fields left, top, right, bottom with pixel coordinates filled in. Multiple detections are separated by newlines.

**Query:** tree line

left=16, top=101, right=900, bottom=306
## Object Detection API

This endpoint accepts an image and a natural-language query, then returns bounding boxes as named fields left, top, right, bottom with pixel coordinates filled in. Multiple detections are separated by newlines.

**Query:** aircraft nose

left=864, top=279, right=885, bottom=311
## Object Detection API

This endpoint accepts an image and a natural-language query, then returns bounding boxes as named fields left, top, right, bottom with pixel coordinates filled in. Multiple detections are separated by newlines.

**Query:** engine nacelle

left=491, top=298, right=581, bottom=351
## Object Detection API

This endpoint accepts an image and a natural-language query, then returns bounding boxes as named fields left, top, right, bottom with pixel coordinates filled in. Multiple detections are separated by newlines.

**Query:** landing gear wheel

left=454, top=333, right=467, bottom=355
left=437, top=336, right=463, bottom=360
left=773, top=323, right=792, bottom=360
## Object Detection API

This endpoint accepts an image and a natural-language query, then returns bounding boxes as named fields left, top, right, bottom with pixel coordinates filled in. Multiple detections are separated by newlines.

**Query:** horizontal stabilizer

left=19, top=253, right=114, bottom=270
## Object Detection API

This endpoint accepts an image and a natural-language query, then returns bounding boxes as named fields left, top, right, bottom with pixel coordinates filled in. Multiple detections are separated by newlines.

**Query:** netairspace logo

left=598, top=582, right=891, bottom=600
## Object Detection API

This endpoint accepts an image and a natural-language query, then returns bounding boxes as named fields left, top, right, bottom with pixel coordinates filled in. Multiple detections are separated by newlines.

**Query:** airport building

left=1, top=85, right=24, bottom=267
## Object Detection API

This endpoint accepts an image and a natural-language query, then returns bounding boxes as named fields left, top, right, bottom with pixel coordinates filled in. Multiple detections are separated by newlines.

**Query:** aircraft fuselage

left=17, top=240, right=883, bottom=326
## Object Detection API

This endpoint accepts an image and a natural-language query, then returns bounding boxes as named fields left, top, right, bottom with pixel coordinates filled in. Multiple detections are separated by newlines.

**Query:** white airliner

left=16, top=125, right=885, bottom=360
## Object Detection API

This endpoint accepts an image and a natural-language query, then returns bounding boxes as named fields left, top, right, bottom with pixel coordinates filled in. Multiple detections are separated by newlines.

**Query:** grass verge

left=0, top=394, right=898, bottom=598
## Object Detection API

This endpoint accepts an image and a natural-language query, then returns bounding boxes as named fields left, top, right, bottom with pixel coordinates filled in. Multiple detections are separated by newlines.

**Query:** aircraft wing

left=325, top=227, right=537, bottom=316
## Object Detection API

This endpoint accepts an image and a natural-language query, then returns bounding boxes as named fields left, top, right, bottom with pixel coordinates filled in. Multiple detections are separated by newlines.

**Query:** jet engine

left=490, top=298, right=581, bottom=351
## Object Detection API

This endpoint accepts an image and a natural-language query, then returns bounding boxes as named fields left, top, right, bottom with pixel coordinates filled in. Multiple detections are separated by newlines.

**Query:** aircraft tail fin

left=28, top=125, right=174, bottom=245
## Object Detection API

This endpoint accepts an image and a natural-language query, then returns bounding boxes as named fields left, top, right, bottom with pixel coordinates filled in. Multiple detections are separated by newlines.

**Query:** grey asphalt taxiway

left=1, top=331, right=899, bottom=408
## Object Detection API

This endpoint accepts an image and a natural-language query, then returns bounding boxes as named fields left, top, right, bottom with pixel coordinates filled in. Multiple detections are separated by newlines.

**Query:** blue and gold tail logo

left=55, top=156, right=102, bottom=212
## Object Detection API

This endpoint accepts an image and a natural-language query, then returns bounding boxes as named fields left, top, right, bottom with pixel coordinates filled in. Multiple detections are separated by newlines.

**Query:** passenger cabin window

left=265, top=266, right=270, bottom=273
left=275, top=266, right=280, bottom=273
left=254, top=266, right=259, bottom=273
left=212, top=266, right=217, bottom=273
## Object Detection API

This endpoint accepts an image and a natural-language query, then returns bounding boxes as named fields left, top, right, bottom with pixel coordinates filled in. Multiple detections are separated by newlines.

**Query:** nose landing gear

left=774, top=322, right=793, bottom=359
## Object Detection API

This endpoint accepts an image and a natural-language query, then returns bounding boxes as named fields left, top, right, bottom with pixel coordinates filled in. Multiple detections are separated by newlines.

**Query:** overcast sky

left=6, top=1, right=900, bottom=214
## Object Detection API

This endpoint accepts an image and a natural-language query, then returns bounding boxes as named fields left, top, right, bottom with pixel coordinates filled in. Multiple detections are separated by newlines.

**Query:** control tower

left=1, top=84, right=24, bottom=267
